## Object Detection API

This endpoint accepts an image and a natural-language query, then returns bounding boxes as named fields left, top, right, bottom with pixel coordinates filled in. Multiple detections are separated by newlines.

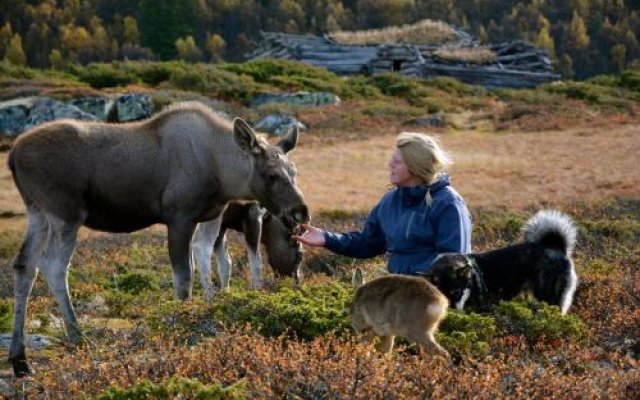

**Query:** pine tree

left=4, top=33, right=27, bottom=65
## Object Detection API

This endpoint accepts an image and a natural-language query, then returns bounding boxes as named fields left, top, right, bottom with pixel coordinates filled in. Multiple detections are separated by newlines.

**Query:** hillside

left=0, top=60, right=638, bottom=397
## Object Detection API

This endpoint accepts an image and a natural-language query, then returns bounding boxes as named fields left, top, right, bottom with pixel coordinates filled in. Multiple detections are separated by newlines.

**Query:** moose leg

left=243, top=205, right=264, bottom=289
left=38, top=216, right=82, bottom=345
left=191, top=218, right=222, bottom=300
left=214, top=233, right=233, bottom=290
left=9, top=209, right=48, bottom=377
left=168, top=220, right=197, bottom=300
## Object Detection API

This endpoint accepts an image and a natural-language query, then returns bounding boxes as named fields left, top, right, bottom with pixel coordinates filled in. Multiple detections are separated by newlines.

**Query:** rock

left=0, top=333, right=53, bottom=350
left=113, top=92, right=154, bottom=122
left=254, top=114, right=307, bottom=136
left=250, top=91, right=340, bottom=108
left=21, top=97, right=99, bottom=133
left=70, top=97, right=114, bottom=121
left=0, top=99, right=32, bottom=137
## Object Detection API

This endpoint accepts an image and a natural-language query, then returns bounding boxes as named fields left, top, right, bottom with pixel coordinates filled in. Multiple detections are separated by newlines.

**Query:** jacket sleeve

left=433, top=199, right=472, bottom=255
left=323, top=204, right=387, bottom=259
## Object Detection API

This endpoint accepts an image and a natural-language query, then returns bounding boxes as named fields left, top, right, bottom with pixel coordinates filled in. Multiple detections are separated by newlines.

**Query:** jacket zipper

left=405, top=211, right=416, bottom=240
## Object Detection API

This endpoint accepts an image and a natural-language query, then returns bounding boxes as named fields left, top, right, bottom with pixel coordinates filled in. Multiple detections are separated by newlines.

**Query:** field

left=0, top=63, right=639, bottom=398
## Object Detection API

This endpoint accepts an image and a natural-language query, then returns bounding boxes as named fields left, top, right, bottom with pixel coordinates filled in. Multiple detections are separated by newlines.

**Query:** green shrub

left=0, top=229, right=22, bottom=259
left=360, top=101, right=423, bottom=118
left=437, top=310, right=496, bottom=357
left=96, top=377, right=247, bottom=400
left=106, top=273, right=157, bottom=293
left=220, top=59, right=337, bottom=84
left=545, top=81, right=633, bottom=109
left=213, top=280, right=352, bottom=340
left=493, top=300, right=588, bottom=344
left=471, top=211, right=525, bottom=247
left=620, top=69, right=640, bottom=91
left=75, top=62, right=141, bottom=88
left=423, top=76, right=486, bottom=97
left=0, top=299, right=12, bottom=332
left=169, top=64, right=265, bottom=101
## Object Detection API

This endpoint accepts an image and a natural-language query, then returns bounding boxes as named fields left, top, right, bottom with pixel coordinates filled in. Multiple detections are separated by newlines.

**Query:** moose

left=191, top=200, right=304, bottom=298
left=350, top=268, right=450, bottom=358
left=7, top=101, right=309, bottom=377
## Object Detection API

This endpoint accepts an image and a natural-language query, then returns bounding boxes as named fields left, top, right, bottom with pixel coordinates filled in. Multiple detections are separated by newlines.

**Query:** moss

left=95, top=377, right=247, bottom=400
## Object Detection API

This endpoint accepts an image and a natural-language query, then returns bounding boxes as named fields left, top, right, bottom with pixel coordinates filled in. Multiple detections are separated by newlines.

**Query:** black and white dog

left=424, top=210, right=578, bottom=314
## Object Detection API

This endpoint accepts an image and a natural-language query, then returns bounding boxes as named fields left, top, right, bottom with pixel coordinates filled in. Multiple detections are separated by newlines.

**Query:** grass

left=330, top=19, right=461, bottom=45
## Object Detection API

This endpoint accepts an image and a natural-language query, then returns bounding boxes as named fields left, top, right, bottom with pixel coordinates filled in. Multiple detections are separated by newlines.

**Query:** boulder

left=250, top=91, right=340, bottom=108
left=0, top=97, right=35, bottom=137
left=22, top=97, right=99, bottom=133
left=70, top=96, right=114, bottom=121
left=113, top=92, right=154, bottom=122
left=254, top=114, right=307, bottom=136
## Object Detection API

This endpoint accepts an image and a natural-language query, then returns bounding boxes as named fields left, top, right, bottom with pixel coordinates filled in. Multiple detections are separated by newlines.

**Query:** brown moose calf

left=350, top=268, right=450, bottom=358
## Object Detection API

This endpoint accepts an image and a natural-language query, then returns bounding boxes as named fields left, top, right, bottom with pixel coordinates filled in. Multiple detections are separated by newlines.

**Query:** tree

left=0, top=22, right=13, bottom=59
left=535, top=26, right=556, bottom=61
left=49, top=48, right=64, bottom=69
left=205, top=33, right=226, bottom=62
left=140, top=0, right=200, bottom=59
left=123, top=16, right=140, bottom=46
left=175, top=36, right=202, bottom=62
left=4, top=33, right=27, bottom=65
left=611, top=44, right=626, bottom=71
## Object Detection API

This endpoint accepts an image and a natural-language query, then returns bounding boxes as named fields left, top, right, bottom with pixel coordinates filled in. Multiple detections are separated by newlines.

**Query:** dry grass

left=330, top=19, right=460, bottom=45
left=291, top=123, right=640, bottom=213
left=433, top=46, right=498, bottom=65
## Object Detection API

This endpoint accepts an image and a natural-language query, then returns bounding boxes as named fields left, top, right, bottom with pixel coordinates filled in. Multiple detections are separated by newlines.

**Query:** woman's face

left=389, top=148, right=420, bottom=187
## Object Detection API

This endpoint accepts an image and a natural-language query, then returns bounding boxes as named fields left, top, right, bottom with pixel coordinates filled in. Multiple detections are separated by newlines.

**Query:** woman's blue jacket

left=323, top=175, right=472, bottom=274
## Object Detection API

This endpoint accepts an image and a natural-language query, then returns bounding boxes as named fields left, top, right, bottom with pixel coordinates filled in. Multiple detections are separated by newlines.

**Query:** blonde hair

left=396, top=132, right=452, bottom=204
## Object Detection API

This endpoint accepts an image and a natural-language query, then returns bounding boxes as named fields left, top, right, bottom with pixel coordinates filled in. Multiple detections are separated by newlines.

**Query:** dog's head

left=420, top=254, right=475, bottom=310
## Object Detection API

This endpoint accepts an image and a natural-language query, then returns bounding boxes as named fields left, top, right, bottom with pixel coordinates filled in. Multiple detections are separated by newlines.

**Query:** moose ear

left=352, top=267, right=364, bottom=289
left=233, top=118, right=261, bottom=154
left=277, top=125, right=299, bottom=154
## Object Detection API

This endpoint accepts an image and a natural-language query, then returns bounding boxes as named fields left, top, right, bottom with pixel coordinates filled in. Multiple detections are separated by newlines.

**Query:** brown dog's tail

left=522, top=209, right=577, bottom=257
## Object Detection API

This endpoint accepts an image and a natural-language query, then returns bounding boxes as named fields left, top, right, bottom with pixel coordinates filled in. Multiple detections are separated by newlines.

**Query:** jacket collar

left=397, top=173, right=450, bottom=204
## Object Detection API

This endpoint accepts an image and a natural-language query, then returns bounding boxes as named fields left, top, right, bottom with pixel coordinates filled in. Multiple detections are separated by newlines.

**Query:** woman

left=293, top=132, right=471, bottom=275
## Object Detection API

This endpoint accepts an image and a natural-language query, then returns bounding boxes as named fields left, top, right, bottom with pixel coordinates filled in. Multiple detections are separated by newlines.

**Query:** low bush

left=438, top=310, right=497, bottom=357
left=0, top=298, right=12, bottom=332
left=96, top=377, right=247, bottom=400
left=0, top=229, right=21, bottom=258
left=213, top=280, right=352, bottom=340
left=493, top=300, right=588, bottom=345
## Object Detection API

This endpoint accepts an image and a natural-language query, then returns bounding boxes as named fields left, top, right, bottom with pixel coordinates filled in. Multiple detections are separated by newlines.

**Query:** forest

left=0, top=0, right=639, bottom=79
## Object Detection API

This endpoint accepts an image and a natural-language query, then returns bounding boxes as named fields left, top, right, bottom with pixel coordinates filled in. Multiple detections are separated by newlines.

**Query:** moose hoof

left=12, top=358, right=34, bottom=377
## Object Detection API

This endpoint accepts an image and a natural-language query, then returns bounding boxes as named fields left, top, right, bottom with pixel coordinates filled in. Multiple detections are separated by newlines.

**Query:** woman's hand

left=291, top=223, right=326, bottom=247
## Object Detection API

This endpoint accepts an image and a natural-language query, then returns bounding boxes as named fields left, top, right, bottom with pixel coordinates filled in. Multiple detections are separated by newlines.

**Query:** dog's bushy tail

left=523, top=209, right=577, bottom=257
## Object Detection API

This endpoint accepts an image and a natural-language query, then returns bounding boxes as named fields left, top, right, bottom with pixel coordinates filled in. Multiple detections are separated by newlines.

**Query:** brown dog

left=350, top=268, right=450, bottom=357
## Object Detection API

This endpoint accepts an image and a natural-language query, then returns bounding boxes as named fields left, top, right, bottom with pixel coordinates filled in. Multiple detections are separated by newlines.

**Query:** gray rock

left=254, top=114, right=307, bottom=136
left=251, top=91, right=340, bottom=108
left=114, top=92, right=154, bottom=122
left=0, top=333, right=53, bottom=349
left=21, top=97, right=99, bottom=133
left=70, top=97, right=114, bottom=121
left=0, top=101, right=31, bottom=137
